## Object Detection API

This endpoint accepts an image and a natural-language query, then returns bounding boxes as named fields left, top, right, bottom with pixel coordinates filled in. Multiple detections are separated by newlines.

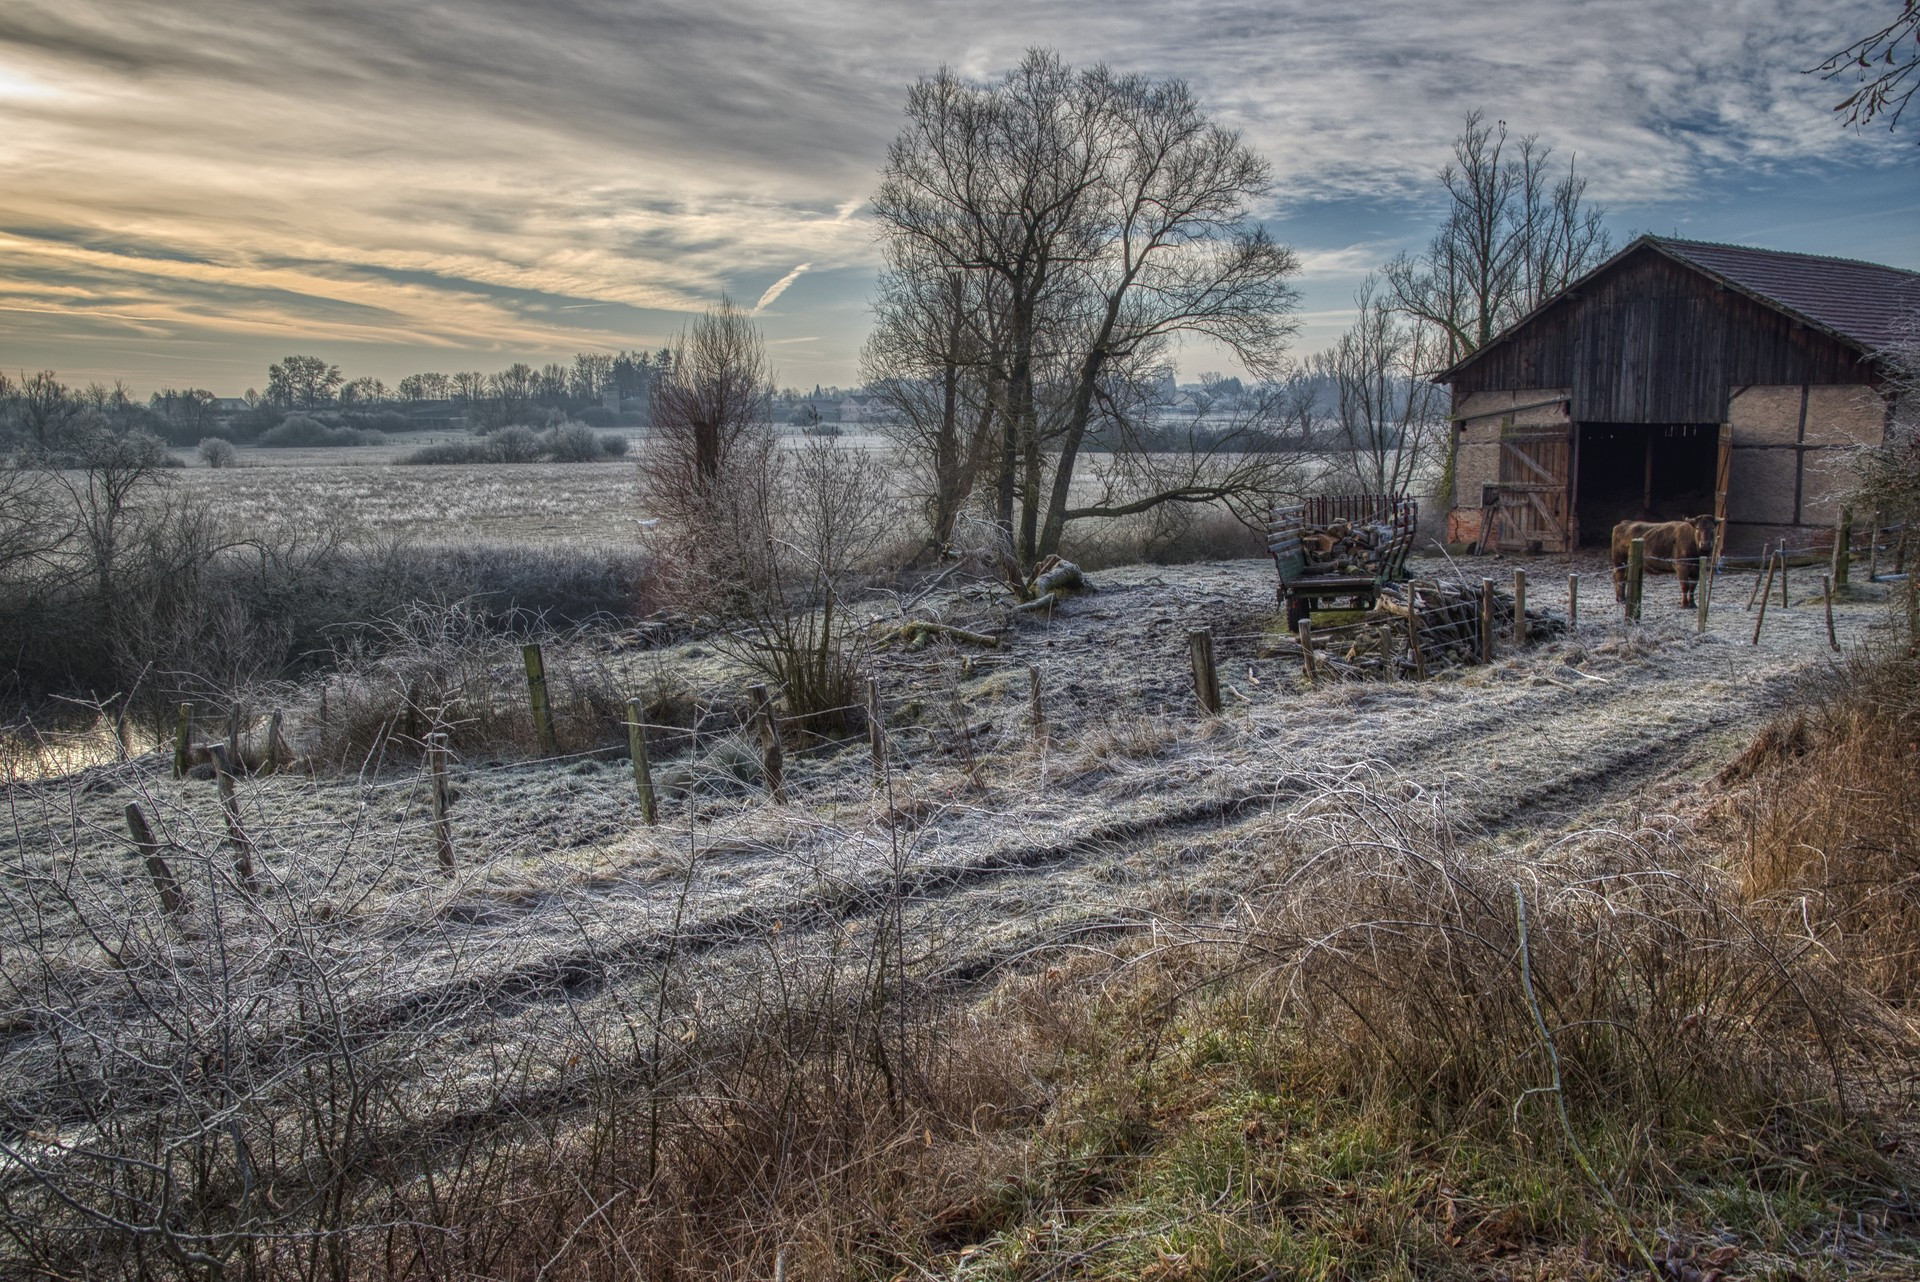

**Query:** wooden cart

left=1267, top=495, right=1418, bottom=628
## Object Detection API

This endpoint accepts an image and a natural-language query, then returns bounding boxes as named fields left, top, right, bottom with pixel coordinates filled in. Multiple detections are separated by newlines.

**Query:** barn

left=1438, top=236, right=1919, bottom=557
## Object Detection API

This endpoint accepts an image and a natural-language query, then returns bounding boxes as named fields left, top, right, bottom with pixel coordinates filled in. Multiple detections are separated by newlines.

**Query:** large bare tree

left=872, top=49, right=1302, bottom=568
left=1383, top=112, right=1610, bottom=365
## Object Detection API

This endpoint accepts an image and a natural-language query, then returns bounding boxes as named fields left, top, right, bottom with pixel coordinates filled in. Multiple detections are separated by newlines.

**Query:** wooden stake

left=1625, top=537, right=1645, bottom=623
left=226, top=704, right=243, bottom=767
left=1404, top=606, right=1427, bottom=680
left=522, top=643, right=558, bottom=757
left=626, top=698, right=657, bottom=826
left=173, top=701, right=193, bottom=779
left=1822, top=574, right=1839, bottom=652
left=1189, top=628, right=1221, bottom=712
left=113, top=701, right=131, bottom=762
left=1567, top=573, right=1578, bottom=630
left=1511, top=568, right=1527, bottom=646
left=1832, top=508, right=1853, bottom=590
left=1295, top=620, right=1316, bottom=684
left=1867, top=516, right=1882, bottom=582
left=1747, top=551, right=1767, bottom=610
left=125, top=803, right=186, bottom=917
left=1028, top=664, right=1044, bottom=733
left=1479, top=578, right=1495, bottom=661
left=429, top=732, right=455, bottom=872
left=749, top=684, right=785, bottom=802
left=263, top=710, right=287, bottom=775
left=866, top=676, right=885, bottom=785
left=208, top=743, right=255, bottom=889
left=1752, top=553, right=1777, bottom=645
left=1779, top=540, right=1790, bottom=608
left=1695, top=555, right=1711, bottom=634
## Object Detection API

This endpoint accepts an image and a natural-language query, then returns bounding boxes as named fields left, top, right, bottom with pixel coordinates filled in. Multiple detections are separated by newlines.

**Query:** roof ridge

left=1644, top=234, right=1920, bottom=279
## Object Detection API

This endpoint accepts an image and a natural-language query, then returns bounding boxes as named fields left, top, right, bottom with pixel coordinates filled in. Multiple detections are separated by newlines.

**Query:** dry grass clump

left=1729, top=650, right=1920, bottom=998
left=304, top=601, right=634, bottom=767
left=1248, top=775, right=1885, bottom=1156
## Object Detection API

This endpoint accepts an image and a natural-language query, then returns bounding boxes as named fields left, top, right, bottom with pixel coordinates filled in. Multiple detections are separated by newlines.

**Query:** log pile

left=1270, top=577, right=1566, bottom=679
left=1302, top=518, right=1398, bottom=576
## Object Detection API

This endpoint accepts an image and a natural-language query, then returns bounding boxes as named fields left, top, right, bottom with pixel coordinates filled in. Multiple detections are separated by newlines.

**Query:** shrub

left=257, top=415, right=385, bottom=448
left=490, top=425, right=543, bottom=463
left=400, top=439, right=496, bottom=465
left=197, top=437, right=238, bottom=468
left=544, top=421, right=603, bottom=463
left=578, top=406, right=616, bottom=427
left=598, top=431, right=629, bottom=457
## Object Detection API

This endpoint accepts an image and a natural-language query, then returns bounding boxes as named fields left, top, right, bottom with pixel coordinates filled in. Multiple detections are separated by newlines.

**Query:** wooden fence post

left=429, top=732, right=455, bottom=873
left=1779, top=540, right=1790, bottom=608
left=1696, top=556, right=1712, bottom=634
left=1189, top=628, right=1221, bottom=712
left=1567, top=573, right=1578, bottom=630
left=1028, top=665, right=1044, bottom=734
left=1296, top=620, right=1317, bottom=684
left=1511, top=568, right=1527, bottom=646
left=867, top=676, right=886, bottom=785
left=263, top=710, right=287, bottom=775
left=522, top=643, right=558, bottom=757
left=1625, top=537, right=1645, bottom=623
left=1752, top=552, right=1778, bottom=645
left=1404, top=606, right=1427, bottom=680
left=208, top=743, right=256, bottom=889
left=749, top=684, right=785, bottom=802
left=113, top=701, right=131, bottom=762
left=1822, top=575, right=1839, bottom=652
left=1867, top=516, right=1882, bottom=582
left=125, top=803, right=187, bottom=917
left=173, top=702, right=193, bottom=779
left=626, top=698, right=657, bottom=826
left=1479, top=578, right=1496, bottom=661
left=1832, top=508, right=1853, bottom=590
left=226, top=704, right=243, bottom=766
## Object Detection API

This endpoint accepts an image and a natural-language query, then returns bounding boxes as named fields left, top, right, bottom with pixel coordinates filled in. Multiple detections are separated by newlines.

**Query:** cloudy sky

left=0, top=0, right=1914, bottom=396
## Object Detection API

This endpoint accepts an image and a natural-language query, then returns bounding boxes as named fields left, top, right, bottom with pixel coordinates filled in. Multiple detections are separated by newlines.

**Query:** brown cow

left=1611, top=515, right=1715, bottom=607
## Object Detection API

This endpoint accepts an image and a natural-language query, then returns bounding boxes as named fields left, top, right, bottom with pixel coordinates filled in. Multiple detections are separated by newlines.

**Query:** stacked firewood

left=1302, top=519, right=1397, bottom=575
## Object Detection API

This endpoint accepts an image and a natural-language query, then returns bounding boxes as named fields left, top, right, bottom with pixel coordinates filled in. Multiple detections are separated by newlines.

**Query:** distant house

left=838, top=394, right=886, bottom=426
left=213, top=397, right=250, bottom=413
left=1439, top=236, right=1919, bottom=555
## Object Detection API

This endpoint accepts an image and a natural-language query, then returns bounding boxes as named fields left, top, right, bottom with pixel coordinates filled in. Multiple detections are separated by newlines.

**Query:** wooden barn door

left=1494, top=423, right=1573, bottom=552
left=1709, top=422, right=1732, bottom=566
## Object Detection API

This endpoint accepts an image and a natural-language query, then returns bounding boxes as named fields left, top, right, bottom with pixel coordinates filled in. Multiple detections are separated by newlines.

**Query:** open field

left=167, top=436, right=652, bottom=545
left=6, top=548, right=1914, bottom=1275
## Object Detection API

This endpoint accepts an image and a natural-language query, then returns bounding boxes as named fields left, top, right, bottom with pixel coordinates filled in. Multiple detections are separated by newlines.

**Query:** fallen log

left=897, top=620, right=1001, bottom=649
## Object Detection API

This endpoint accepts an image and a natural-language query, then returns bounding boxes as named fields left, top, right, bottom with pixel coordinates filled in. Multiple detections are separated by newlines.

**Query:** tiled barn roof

left=1649, top=237, right=1920, bottom=355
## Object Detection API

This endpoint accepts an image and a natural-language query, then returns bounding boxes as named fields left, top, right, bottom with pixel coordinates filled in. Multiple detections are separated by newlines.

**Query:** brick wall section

left=1449, top=389, right=1571, bottom=510
left=1726, top=383, right=1885, bottom=550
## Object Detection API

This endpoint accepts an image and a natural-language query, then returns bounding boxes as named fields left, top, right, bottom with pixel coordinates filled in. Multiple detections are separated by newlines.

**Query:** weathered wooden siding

left=1452, top=248, right=1877, bottom=423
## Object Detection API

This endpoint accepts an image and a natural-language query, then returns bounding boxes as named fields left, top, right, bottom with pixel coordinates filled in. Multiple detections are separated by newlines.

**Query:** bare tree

left=1383, top=112, right=1610, bottom=365
left=265, top=354, right=344, bottom=408
left=872, top=49, right=1302, bottom=568
left=1814, top=1, right=1920, bottom=134
left=861, top=246, right=1004, bottom=555
left=643, top=300, right=775, bottom=512
left=1323, top=278, right=1448, bottom=497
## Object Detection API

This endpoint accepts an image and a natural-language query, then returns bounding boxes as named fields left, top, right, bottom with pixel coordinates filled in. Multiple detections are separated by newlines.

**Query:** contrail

left=752, top=262, right=812, bottom=314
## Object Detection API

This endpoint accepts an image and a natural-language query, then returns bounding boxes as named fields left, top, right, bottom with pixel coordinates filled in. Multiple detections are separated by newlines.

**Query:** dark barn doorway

left=1575, top=423, right=1717, bottom=546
